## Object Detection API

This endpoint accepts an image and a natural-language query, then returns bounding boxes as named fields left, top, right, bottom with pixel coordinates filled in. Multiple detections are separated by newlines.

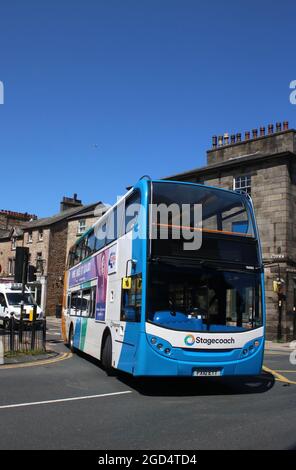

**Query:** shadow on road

left=73, top=348, right=275, bottom=397
left=116, top=372, right=275, bottom=397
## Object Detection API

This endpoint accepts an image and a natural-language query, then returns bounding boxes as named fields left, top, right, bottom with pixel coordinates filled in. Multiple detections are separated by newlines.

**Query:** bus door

left=115, top=274, right=142, bottom=373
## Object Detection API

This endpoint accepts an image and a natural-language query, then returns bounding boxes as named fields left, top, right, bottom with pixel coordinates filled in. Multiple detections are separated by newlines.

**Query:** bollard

left=42, top=318, right=47, bottom=351
left=0, top=335, right=4, bottom=365
left=9, top=314, right=14, bottom=353
left=19, top=303, right=24, bottom=346
left=31, top=305, right=37, bottom=351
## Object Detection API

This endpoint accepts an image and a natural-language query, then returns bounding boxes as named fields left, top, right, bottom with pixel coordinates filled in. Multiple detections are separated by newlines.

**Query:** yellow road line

left=263, top=365, right=296, bottom=385
left=0, top=352, right=72, bottom=370
left=274, top=370, right=296, bottom=373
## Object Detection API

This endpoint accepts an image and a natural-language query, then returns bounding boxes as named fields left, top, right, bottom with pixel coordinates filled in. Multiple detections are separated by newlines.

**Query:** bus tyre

left=68, top=326, right=75, bottom=353
left=102, top=335, right=113, bottom=375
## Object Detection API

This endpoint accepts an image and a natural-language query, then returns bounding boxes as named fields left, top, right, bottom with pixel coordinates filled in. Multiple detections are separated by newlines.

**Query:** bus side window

left=71, top=291, right=81, bottom=316
left=125, top=191, right=141, bottom=234
left=95, top=222, right=106, bottom=251
left=67, top=294, right=71, bottom=312
left=81, top=289, right=90, bottom=317
left=121, top=274, right=142, bottom=322
left=74, top=242, right=82, bottom=265
left=86, top=230, right=96, bottom=256
left=89, top=286, right=96, bottom=318
left=106, top=207, right=117, bottom=245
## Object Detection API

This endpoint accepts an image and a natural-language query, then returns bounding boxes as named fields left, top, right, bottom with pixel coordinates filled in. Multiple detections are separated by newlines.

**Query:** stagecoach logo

left=184, top=335, right=236, bottom=346
left=184, top=335, right=195, bottom=346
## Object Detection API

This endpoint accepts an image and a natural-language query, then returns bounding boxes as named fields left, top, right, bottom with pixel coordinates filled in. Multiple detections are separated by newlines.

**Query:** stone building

left=0, top=196, right=107, bottom=316
left=166, top=122, right=296, bottom=341
left=66, top=202, right=107, bottom=256
left=0, top=210, right=37, bottom=233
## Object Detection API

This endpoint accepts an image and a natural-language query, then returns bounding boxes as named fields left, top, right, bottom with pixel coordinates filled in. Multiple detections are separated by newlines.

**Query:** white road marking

left=0, top=391, right=132, bottom=410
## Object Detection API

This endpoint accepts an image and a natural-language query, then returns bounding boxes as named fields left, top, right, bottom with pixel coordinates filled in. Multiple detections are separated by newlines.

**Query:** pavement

left=265, top=340, right=293, bottom=352
left=0, top=317, right=295, bottom=450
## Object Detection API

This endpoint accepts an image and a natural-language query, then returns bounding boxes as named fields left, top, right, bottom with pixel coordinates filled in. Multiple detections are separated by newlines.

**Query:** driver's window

left=121, top=274, right=142, bottom=322
left=0, top=294, right=7, bottom=308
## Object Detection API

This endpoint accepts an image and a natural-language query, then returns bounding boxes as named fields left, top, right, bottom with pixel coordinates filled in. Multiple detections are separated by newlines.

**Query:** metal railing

left=0, top=312, right=46, bottom=356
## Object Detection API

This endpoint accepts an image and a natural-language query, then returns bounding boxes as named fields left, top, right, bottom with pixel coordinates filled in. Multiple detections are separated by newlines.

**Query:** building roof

left=165, top=128, right=296, bottom=181
left=67, top=203, right=108, bottom=221
left=164, top=150, right=295, bottom=181
left=0, top=229, right=11, bottom=240
left=0, top=210, right=37, bottom=221
left=22, top=202, right=103, bottom=231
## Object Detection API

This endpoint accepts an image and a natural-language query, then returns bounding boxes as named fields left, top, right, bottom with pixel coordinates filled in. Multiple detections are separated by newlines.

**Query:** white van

left=0, top=283, right=43, bottom=328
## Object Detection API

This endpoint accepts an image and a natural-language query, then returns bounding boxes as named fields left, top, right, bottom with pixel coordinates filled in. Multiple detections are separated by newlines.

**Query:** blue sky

left=0, top=0, right=295, bottom=217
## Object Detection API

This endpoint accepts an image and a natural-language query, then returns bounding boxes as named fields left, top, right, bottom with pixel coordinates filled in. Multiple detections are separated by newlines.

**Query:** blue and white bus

left=62, top=178, right=265, bottom=377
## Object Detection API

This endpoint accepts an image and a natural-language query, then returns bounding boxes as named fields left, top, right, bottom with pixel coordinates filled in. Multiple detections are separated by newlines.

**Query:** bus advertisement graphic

left=96, top=249, right=109, bottom=321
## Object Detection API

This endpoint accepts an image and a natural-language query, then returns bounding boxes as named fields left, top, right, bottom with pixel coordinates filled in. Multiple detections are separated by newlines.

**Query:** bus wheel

left=101, top=334, right=113, bottom=375
left=68, top=326, right=75, bottom=353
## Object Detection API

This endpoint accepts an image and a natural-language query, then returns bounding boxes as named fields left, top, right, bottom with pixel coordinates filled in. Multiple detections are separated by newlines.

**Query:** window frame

left=69, top=286, right=97, bottom=318
left=121, top=273, right=142, bottom=323
left=77, top=219, right=86, bottom=235
left=68, top=189, right=142, bottom=267
left=124, top=190, right=141, bottom=234
left=233, top=175, right=252, bottom=195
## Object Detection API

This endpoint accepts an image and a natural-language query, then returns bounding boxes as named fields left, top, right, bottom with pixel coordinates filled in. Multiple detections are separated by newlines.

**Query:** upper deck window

left=152, top=182, right=254, bottom=238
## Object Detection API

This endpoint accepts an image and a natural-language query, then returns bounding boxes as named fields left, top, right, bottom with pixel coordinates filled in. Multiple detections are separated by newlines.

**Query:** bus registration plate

left=193, top=369, right=221, bottom=377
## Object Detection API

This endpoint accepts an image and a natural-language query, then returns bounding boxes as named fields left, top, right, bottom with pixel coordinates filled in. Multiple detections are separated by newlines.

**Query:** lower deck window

left=69, top=286, right=96, bottom=317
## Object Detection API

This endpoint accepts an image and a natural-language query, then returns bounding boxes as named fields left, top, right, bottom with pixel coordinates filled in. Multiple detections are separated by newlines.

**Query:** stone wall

left=0, top=236, right=24, bottom=277
left=23, top=228, right=51, bottom=276
left=207, top=130, right=296, bottom=165
left=46, top=221, right=68, bottom=316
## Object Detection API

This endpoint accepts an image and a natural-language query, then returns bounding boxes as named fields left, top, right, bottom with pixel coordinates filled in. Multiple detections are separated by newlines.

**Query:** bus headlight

left=147, top=334, right=174, bottom=358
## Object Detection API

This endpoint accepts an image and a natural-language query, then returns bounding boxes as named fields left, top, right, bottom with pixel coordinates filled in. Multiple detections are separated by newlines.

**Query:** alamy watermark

left=94, top=201, right=203, bottom=251
left=0, top=81, right=4, bottom=104
left=289, top=80, right=296, bottom=105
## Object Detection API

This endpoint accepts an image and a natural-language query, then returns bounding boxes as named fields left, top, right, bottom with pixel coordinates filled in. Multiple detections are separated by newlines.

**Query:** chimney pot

left=283, top=121, right=289, bottom=130
left=236, top=133, right=242, bottom=143
left=224, top=133, right=229, bottom=145
left=276, top=122, right=282, bottom=132
left=252, top=129, right=258, bottom=139
left=212, top=136, right=218, bottom=148
left=260, top=126, right=265, bottom=137
left=218, top=135, right=223, bottom=147
left=245, top=131, right=250, bottom=141
left=268, top=124, right=274, bottom=135
left=230, top=134, right=236, bottom=144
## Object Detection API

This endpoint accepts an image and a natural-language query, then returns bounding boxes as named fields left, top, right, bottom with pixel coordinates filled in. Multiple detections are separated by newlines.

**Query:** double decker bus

left=62, top=178, right=265, bottom=377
